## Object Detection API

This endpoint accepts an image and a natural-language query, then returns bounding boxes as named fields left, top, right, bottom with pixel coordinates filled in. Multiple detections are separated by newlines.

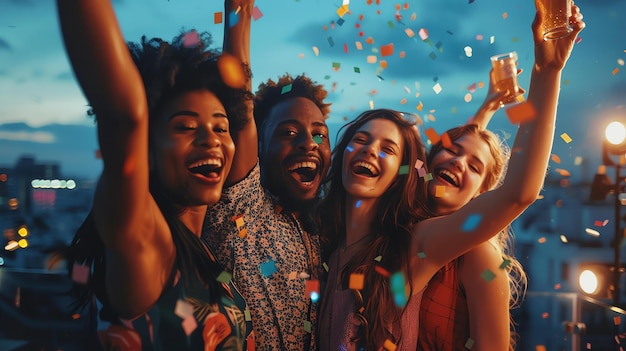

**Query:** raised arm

left=224, top=0, right=257, bottom=184
left=57, top=0, right=174, bottom=318
left=412, top=4, right=585, bottom=285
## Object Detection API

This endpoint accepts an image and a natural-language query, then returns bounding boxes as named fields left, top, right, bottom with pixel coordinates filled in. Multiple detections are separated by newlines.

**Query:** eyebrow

left=167, top=110, right=228, bottom=121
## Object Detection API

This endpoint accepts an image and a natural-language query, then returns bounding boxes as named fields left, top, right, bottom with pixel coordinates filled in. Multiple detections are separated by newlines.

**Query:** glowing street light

left=579, top=269, right=599, bottom=295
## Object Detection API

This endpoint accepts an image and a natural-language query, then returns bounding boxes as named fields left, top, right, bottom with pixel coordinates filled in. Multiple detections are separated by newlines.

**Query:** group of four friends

left=60, top=0, right=585, bottom=350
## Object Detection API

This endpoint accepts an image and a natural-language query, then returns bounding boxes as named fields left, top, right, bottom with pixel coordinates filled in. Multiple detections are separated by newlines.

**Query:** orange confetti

left=505, top=102, right=537, bottom=125
left=613, top=67, right=620, bottom=75
left=349, top=273, right=365, bottom=290
left=555, top=168, right=571, bottom=177
left=435, top=185, right=445, bottom=197
left=615, top=316, right=621, bottom=325
left=218, top=53, right=246, bottom=88
left=380, top=60, right=388, bottom=69
left=541, top=312, right=549, bottom=319
left=502, top=12, right=508, bottom=19
left=399, top=51, right=406, bottom=58
left=551, top=154, right=561, bottom=164
left=383, top=339, right=397, bottom=351
left=365, top=37, right=375, bottom=45
left=400, top=98, right=407, bottom=105
left=424, top=127, right=440, bottom=144
left=441, top=132, right=452, bottom=148
left=374, top=265, right=390, bottom=277
left=214, top=12, right=223, bottom=24
left=538, top=237, right=547, bottom=244
left=380, top=43, right=394, bottom=57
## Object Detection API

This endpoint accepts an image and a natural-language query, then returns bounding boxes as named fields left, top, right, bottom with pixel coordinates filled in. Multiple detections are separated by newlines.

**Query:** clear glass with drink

left=490, top=52, right=522, bottom=106
left=538, top=0, right=573, bottom=40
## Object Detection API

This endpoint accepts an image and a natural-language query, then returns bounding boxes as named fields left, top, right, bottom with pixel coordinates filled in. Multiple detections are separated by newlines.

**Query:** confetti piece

left=615, top=316, right=621, bottom=325
left=418, top=28, right=429, bottom=40
left=228, top=10, right=239, bottom=27
left=375, top=265, right=390, bottom=277
left=536, top=345, right=547, bottom=351
left=434, top=185, right=445, bottom=197
left=281, top=83, right=293, bottom=94
left=505, top=102, right=537, bottom=125
left=399, top=165, right=409, bottom=175
left=216, top=271, right=232, bottom=283
left=560, top=235, right=568, bottom=243
left=175, top=299, right=194, bottom=319
left=417, top=252, right=427, bottom=258
left=183, top=30, right=200, bottom=48
left=499, top=259, right=511, bottom=269
left=424, top=127, right=440, bottom=144
left=554, top=283, right=562, bottom=290
left=555, top=168, right=571, bottom=177
left=465, top=338, right=475, bottom=349
left=538, top=237, right=547, bottom=243
left=432, top=83, right=442, bottom=94
left=541, top=312, right=549, bottom=319
left=313, top=135, right=323, bottom=144
left=346, top=145, right=354, bottom=152
left=332, top=62, right=341, bottom=70
left=560, top=133, right=572, bottom=143
left=374, top=255, right=383, bottom=262
left=356, top=200, right=362, bottom=208
left=251, top=6, right=263, bottom=20
left=551, top=154, right=561, bottom=164
left=365, top=37, right=375, bottom=45
left=405, top=28, right=415, bottom=38
left=327, top=36, right=335, bottom=48
left=260, top=260, right=277, bottom=277
left=441, top=132, right=452, bottom=148
left=312, top=46, right=319, bottom=56
left=182, top=315, right=198, bottom=335
left=337, top=4, right=349, bottom=17
left=349, top=273, right=365, bottom=290
left=355, top=41, right=363, bottom=50
left=217, top=53, right=246, bottom=88
left=585, top=228, right=600, bottom=237
left=424, top=173, right=433, bottom=181
left=461, top=214, right=482, bottom=232
left=214, top=12, right=223, bottom=24
left=306, top=279, right=320, bottom=299
left=367, top=55, right=378, bottom=64
left=304, top=320, right=312, bottom=333
left=414, top=159, right=424, bottom=169
left=383, top=339, right=397, bottom=351
left=380, top=43, right=394, bottom=57
left=288, top=271, right=298, bottom=280
left=480, top=269, right=496, bottom=282
left=244, top=309, right=252, bottom=321
left=390, top=272, right=407, bottom=307
left=323, top=262, right=329, bottom=272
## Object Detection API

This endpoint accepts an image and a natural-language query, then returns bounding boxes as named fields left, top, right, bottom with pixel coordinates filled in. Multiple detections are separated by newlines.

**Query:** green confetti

left=354, top=67, right=361, bottom=73
left=399, top=165, right=410, bottom=175
left=481, top=269, right=496, bottom=282
left=499, top=259, right=511, bottom=270
left=304, top=320, right=312, bottom=333
left=313, top=135, right=323, bottom=144
left=281, top=84, right=293, bottom=94
left=417, top=252, right=427, bottom=258
left=216, top=270, right=232, bottom=283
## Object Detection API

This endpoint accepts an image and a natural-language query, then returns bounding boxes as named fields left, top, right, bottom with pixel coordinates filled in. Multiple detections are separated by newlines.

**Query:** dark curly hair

left=254, top=73, right=331, bottom=144
left=68, top=30, right=251, bottom=320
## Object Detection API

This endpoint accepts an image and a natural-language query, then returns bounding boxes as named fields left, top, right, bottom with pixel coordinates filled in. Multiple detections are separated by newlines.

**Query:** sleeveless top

left=97, top=245, right=254, bottom=351
left=417, top=258, right=469, bottom=351
left=319, top=245, right=423, bottom=351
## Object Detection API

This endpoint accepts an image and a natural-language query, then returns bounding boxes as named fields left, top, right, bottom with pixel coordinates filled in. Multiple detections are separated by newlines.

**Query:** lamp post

left=589, top=121, right=626, bottom=306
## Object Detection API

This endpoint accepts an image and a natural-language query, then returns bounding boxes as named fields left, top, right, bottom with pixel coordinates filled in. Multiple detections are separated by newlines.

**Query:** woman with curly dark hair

left=59, top=0, right=253, bottom=350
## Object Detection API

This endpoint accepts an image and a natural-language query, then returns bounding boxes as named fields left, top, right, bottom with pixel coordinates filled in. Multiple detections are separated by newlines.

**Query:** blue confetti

left=260, top=260, right=277, bottom=277
left=228, top=10, right=239, bottom=27
left=356, top=200, right=362, bottom=208
left=379, top=151, right=387, bottom=158
left=310, top=291, right=320, bottom=303
left=461, top=214, right=482, bottom=232
left=346, top=145, right=354, bottom=152
left=390, top=272, right=407, bottom=307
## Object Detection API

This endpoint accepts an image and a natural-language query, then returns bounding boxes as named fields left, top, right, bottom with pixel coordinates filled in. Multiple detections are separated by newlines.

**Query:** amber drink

left=490, top=52, right=521, bottom=106
left=538, top=0, right=573, bottom=40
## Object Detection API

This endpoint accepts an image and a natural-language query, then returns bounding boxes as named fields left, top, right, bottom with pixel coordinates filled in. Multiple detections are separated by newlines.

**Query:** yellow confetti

left=383, top=339, right=397, bottom=351
left=560, top=133, right=572, bottom=143
left=435, top=185, right=445, bottom=197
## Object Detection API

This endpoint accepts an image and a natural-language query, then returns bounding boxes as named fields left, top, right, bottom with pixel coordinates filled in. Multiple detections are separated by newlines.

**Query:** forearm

left=502, top=66, right=561, bottom=203
left=57, top=0, right=145, bottom=120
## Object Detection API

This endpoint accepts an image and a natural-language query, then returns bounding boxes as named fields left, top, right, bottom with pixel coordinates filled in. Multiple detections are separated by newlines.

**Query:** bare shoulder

left=460, top=240, right=506, bottom=283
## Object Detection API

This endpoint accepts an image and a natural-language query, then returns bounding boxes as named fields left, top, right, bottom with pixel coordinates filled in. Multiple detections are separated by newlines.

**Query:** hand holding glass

left=490, top=52, right=522, bottom=106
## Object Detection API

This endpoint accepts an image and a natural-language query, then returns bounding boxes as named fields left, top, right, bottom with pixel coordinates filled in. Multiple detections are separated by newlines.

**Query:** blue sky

left=1, top=0, right=625, bottom=180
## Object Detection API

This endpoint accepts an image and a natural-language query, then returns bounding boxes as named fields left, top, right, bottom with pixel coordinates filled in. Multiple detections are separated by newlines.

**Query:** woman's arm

left=412, top=4, right=585, bottom=286
left=57, top=0, right=174, bottom=318
left=461, top=241, right=511, bottom=351
left=223, top=0, right=257, bottom=185
left=470, top=69, right=506, bottom=130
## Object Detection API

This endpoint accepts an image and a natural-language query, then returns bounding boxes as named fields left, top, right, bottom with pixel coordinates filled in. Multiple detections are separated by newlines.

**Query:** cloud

left=0, top=130, right=56, bottom=143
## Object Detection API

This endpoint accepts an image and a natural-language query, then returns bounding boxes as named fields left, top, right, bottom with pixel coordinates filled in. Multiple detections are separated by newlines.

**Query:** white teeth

left=288, top=161, right=317, bottom=171
left=439, top=169, right=458, bottom=186
left=355, top=161, right=378, bottom=176
left=189, top=158, right=222, bottom=168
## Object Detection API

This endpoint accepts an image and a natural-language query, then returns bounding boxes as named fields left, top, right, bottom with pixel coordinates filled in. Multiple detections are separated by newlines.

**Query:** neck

left=178, top=205, right=208, bottom=237
left=344, top=195, right=378, bottom=247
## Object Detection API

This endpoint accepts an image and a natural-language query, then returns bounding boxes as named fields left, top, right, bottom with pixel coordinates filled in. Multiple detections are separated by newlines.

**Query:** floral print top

left=98, top=261, right=254, bottom=351
left=203, top=162, right=321, bottom=351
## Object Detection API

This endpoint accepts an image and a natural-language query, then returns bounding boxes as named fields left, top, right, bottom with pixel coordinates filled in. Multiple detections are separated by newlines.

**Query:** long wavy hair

left=426, top=124, right=527, bottom=349
left=317, top=109, right=433, bottom=349
left=67, top=30, right=252, bottom=320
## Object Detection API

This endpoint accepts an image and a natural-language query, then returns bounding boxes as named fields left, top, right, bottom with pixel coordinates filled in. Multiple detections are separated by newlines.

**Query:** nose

left=296, top=132, right=319, bottom=151
left=450, top=155, right=466, bottom=172
left=195, top=127, right=221, bottom=148
left=361, top=141, right=380, bottom=158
